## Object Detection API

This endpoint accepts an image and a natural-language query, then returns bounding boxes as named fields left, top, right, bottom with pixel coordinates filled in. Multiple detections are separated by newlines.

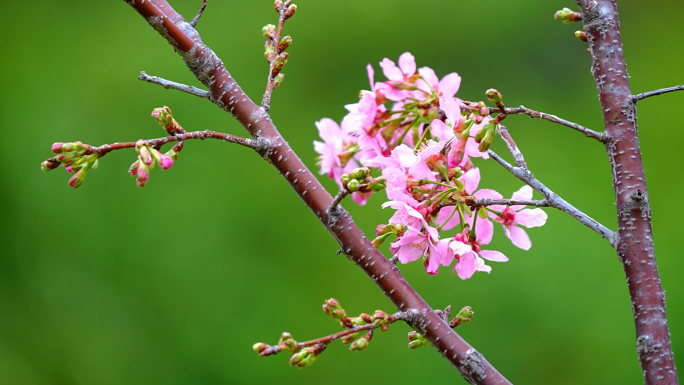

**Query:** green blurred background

left=1, top=1, right=682, bottom=384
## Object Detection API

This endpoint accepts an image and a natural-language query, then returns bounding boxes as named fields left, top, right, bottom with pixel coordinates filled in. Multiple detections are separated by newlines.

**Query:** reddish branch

left=44, top=130, right=262, bottom=162
left=124, top=1, right=510, bottom=384
left=576, top=1, right=679, bottom=384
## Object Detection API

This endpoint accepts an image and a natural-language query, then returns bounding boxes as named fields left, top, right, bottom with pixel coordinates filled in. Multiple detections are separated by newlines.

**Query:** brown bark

left=124, top=1, right=511, bottom=383
left=576, top=1, right=678, bottom=384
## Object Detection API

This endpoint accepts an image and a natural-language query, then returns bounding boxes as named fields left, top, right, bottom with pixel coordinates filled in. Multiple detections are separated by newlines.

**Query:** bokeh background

left=1, top=1, right=682, bottom=384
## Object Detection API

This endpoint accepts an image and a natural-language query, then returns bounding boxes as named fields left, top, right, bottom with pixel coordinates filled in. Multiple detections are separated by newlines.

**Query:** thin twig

left=46, top=131, right=262, bottom=162
left=632, top=85, right=684, bottom=102
left=261, top=2, right=291, bottom=111
left=258, top=311, right=410, bottom=357
left=190, top=0, right=208, bottom=28
left=487, top=105, right=606, bottom=142
left=138, top=71, right=210, bottom=99
left=442, top=198, right=550, bottom=209
left=328, top=189, right=350, bottom=214
left=488, top=150, right=615, bottom=246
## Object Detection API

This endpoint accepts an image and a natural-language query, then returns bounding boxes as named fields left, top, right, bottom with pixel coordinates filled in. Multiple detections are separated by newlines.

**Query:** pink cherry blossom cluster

left=314, top=52, right=548, bottom=279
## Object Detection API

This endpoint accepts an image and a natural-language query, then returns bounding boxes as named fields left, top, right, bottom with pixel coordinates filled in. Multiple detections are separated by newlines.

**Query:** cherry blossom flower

left=487, top=185, right=548, bottom=250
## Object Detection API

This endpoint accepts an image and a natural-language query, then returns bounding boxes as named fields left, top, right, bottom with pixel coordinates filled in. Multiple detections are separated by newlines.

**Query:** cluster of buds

left=42, top=141, right=99, bottom=188
left=372, top=224, right=404, bottom=248
left=449, top=306, right=474, bottom=328
left=341, top=167, right=387, bottom=193
left=129, top=140, right=174, bottom=187
left=554, top=7, right=582, bottom=23
left=407, top=331, right=430, bottom=349
left=151, top=106, right=184, bottom=135
left=263, top=1, right=296, bottom=88
left=274, top=0, right=296, bottom=19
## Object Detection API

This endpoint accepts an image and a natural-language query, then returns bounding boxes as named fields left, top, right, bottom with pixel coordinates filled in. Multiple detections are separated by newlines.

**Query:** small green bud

left=350, top=335, right=369, bottom=352
left=575, top=30, right=588, bottom=42
left=41, top=159, right=61, bottom=172
left=278, top=332, right=298, bottom=353
left=485, top=88, right=502, bottom=104
left=347, top=179, right=360, bottom=192
left=348, top=167, right=371, bottom=180
left=369, top=177, right=387, bottom=192
left=262, top=24, right=276, bottom=39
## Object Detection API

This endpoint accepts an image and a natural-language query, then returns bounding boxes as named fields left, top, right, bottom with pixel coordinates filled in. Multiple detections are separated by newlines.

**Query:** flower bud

left=262, top=24, right=276, bottom=39
left=350, top=333, right=371, bottom=352
left=51, top=142, right=65, bottom=153
left=41, top=159, right=61, bottom=171
left=575, top=30, right=588, bottom=42
left=450, top=306, right=474, bottom=327
left=348, top=167, right=370, bottom=181
left=279, top=35, right=292, bottom=52
left=289, top=348, right=316, bottom=368
left=278, top=332, right=298, bottom=353
left=274, top=0, right=283, bottom=12
left=485, top=89, right=503, bottom=104
left=283, top=4, right=297, bottom=19
left=273, top=73, right=285, bottom=88
left=347, top=179, right=360, bottom=192
left=369, top=177, right=387, bottom=192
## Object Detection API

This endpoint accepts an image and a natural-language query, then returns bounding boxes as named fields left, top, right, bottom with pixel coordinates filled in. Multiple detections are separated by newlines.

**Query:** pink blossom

left=416, top=67, right=462, bottom=100
left=448, top=231, right=508, bottom=280
left=488, top=185, right=548, bottom=250
left=313, top=118, right=356, bottom=180
left=379, top=52, right=417, bottom=101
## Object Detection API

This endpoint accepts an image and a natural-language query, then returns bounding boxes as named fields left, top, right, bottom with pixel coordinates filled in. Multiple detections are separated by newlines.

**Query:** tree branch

left=632, top=85, right=684, bottom=102
left=488, top=105, right=607, bottom=142
left=577, top=1, right=679, bottom=384
left=124, top=1, right=510, bottom=384
left=138, top=71, right=210, bottom=99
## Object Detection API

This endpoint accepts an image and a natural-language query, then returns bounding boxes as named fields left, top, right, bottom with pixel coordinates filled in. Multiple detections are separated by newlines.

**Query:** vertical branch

left=577, top=1, right=678, bottom=384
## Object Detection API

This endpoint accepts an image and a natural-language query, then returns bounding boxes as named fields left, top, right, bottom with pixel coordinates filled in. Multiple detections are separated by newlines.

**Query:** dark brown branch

left=138, top=71, right=210, bottom=99
left=632, top=85, right=684, bottom=102
left=124, top=1, right=510, bottom=384
left=577, top=1, right=679, bottom=384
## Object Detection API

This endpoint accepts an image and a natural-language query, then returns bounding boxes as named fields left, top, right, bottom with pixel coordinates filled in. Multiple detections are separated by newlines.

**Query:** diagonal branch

left=124, top=1, right=510, bottom=384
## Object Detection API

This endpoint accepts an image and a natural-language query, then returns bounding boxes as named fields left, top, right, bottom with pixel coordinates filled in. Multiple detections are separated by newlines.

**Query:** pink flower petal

left=504, top=225, right=532, bottom=250
left=479, top=249, right=509, bottom=262
left=438, top=73, right=461, bottom=98
left=398, top=52, right=416, bottom=76
left=515, top=208, right=548, bottom=228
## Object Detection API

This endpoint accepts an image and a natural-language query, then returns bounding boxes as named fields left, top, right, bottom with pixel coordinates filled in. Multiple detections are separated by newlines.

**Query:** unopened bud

left=262, top=24, right=276, bottom=39
left=348, top=167, right=370, bottom=180
left=283, top=4, right=297, bottom=19
left=554, top=7, right=581, bottom=23
left=274, top=73, right=285, bottom=88
left=347, top=179, right=360, bottom=192
left=485, top=89, right=502, bottom=104
left=278, top=332, right=298, bottom=353
left=350, top=332, right=372, bottom=352
left=575, top=30, right=588, bottom=42
left=41, top=159, right=61, bottom=171
left=274, top=0, right=284, bottom=12
left=51, top=142, right=65, bottom=153
left=450, top=306, right=474, bottom=328
left=279, top=35, right=292, bottom=52
left=369, top=177, right=387, bottom=192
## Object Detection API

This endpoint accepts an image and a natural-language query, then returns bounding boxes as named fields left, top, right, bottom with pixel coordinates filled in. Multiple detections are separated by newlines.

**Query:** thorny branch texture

left=124, top=1, right=510, bottom=384
left=577, top=0, right=678, bottom=384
